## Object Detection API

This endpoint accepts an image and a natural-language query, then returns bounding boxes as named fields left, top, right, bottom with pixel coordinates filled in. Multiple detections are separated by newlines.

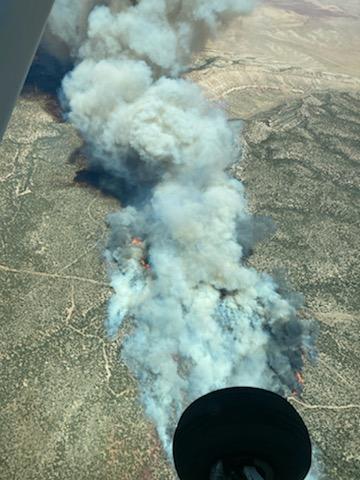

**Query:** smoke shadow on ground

left=25, top=46, right=71, bottom=93
left=71, top=149, right=156, bottom=207
left=22, top=47, right=71, bottom=121
left=74, top=167, right=155, bottom=206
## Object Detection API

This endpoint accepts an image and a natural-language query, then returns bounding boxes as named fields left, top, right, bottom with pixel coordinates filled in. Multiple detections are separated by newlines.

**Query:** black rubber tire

left=173, top=387, right=311, bottom=480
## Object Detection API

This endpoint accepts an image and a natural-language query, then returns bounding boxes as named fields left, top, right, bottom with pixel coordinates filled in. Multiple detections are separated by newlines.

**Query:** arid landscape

left=1, top=1, right=359, bottom=479
left=188, top=0, right=360, bottom=118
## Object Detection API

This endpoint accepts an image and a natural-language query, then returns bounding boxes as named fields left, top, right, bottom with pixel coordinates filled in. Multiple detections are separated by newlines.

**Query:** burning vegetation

left=130, top=237, right=151, bottom=271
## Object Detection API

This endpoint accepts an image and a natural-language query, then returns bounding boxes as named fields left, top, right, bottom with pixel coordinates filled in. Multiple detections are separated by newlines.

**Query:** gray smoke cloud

left=49, top=0, right=315, bottom=457
left=45, top=0, right=100, bottom=58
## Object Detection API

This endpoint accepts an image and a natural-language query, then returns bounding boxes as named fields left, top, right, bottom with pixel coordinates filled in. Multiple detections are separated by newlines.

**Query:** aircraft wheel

left=173, top=387, right=311, bottom=480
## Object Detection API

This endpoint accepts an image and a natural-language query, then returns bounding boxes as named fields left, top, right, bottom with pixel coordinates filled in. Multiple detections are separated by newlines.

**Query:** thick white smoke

left=49, top=0, right=314, bottom=458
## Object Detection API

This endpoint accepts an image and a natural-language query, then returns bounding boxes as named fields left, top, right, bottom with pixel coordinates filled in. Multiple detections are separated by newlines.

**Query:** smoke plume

left=49, top=0, right=314, bottom=455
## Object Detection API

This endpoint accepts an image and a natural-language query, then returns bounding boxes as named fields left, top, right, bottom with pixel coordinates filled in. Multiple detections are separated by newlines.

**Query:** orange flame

left=131, top=237, right=143, bottom=246
left=289, top=371, right=305, bottom=398
left=295, top=371, right=305, bottom=386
